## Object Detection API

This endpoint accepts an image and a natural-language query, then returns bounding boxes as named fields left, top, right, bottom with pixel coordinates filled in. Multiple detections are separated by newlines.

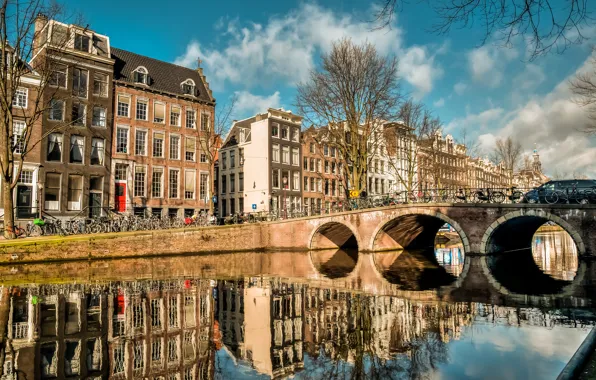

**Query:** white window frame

left=135, top=129, right=148, bottom=156
left=117, top=94, right=131, bottom=118
left=134, top=165, right=147, bottom=197
left=152, top=131, right=165, bottom=158
left=169, top=134, right=180, bottom=160
left=153, top=101, right=166, bottom=124
left=185, top=136, right=196, bottom=162
left=72, top=67, right=89, bottom=99
left=200, top=112, right=210, bottom=131
left=170, top=105, right=181, bottom=127
left=136, top=98, right=148, bottom=121
left=133, top=66, right=149, bottom=85
left=72, top=102, right=86, bottom=126
left=115, top=125, right=129, bottom=154
left=92, top=106, right=106, bottom=127
left=69, top=135, right=85, bottom=164
left=48, top=99, right=64, bottom=121
left=291, top=147, right=299, bottom=166
left=49, top=63, right=67, bottom=88
left=12, top=120, right=26, bottom=154
left=93, top=72, right=109, bottom=97
left=185, top=108, right=196, bottom=129
left=181, top=79, right=195, bottom=96
left=12, top=87, right=28, bottom=108
left=184, top=169, right=196, bottom=200
left=152, top=167, right=164, bottom=199
left=169, top=168, right=180, bottom=199
left=90, top=137, right=105, bottom=166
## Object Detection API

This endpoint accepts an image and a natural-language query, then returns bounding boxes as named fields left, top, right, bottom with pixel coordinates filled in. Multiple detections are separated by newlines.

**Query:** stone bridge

left=265, top=204, right=596, bottom=256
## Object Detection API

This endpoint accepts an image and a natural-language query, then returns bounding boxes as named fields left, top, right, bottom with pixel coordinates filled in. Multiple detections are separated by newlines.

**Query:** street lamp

left=282, top=176, right=288, bottom=219
left=37, top=165, right=44, bottom=219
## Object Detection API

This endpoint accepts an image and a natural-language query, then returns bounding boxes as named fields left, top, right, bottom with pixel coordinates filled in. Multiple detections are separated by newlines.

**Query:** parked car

left=523, top=179, right=596, bottom=204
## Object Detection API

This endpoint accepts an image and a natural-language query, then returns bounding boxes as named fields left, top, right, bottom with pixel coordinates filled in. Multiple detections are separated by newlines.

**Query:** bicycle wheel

left=545, top=191, right=559, bottom=204
left=490, top=191, right=506, bottom=204
left=576, top=191, right=590, bottom=205
left=510, top=191, right=524, bottom=203
left=29, top=225, right=42, bottom=237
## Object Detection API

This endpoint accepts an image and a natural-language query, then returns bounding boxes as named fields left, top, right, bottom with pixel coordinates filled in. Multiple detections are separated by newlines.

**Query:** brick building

left=467, top=157, right=511, bottom=189
left=418, top=132, right=468, bottom=191
left=301, top=127, right=345, bottom=214
left=31, top=18, right=115, bottom=219
left=0, top=47, right=43, bottom=220
left=218, top=108, right=303, bottom=217
left=110, top=48, right=215, bottom=218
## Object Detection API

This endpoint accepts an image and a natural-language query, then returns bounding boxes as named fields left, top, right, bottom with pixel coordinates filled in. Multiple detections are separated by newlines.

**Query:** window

left=221, top=175, right=226, bottom=194
left=67, top=175, right=83, bottom=210
left=310, top=177, right=315, bottom=192
left=136, top=99, right=148, bottom=120
left=271, top=123, right=279, bottom=137
left=239, top=172, right=244, bottom=192
left=154, top=102, right=165, bottom=123
left=133, top=67, right=148, bottom=84
left=222, top=153, right=227, bottom=169
left=291, top=128, right=299, bottom=142
left=230, top=150, right=235, bottom=168
left=272, top=144, right=280, bottom=163
left=171, top=105, right=181, bottom=126
left=72, top=68, right=88, bottom=98
left=186, top=109, right=196, bottom=129
left=310, top=158, right=315, bottom=172
left=168, top=337, right=178, bottom=363
left=133, top=342, right=144, bottom=370
left=170, top=135, right=180, bottom=160
left=317, top=159, right=322, bottom=173
left=200, top=153, right=207, bottom=163
left=331, top=147, right=336, bottom=158
left=304, top=176, right=308, bottom=190
left=93, top=73, right=108, bottom=97
left=70, top=135, right=84, bottom=164
left=44, top=173, right=60, bottom=211
left=169, top=169, right=179, bottom=198
left=325, top=161, right=329, bottom=173
left=201, top=113, right=210, bottom=131
left=116, top=127, right=128, bottom=153
left=19, top=170, right=33, bottom=184
left=293, top=172, right=300, bottom=191
left=49, top=64, right=67, bottom=87
left=200, top=173, right=209, bottom=200
left=309, top=143, right=315, bottom=154
left=151, top=168, right=163, bottom=198
left=185, top=137, right=196, bottom=162
left=182, top=79, right=195, bottom=95
left=185, top=170, right=196, bottom=199
left=303, top=157, right=308, bottom=170
left=74, top=33, right=90, bottom=52
left=291, top=148, right=299, bottom=166
left=272, top=169, right=280, bottom=188
left=12, top=121, right=25, bottom=154
left=113, top=344, right=125, bottom=375
left=90, top=138, right=104, bottom=165
left=72, top=102, right=86, bottom=125
left=49, top=99, right=64, bottom=121
left=153, top=132, right=164, bottom=157
left=134, top=166, right=146, bottom=197
left=135, top=130, right=147, bottom=156
left=115, top=164, right=127, bottom=181
left=230, top=174, right=235, bottom=193
left=92, top=107, right=106, bottom=127
left=47, top=133, right=63, bottom=161
left=281, top=126, right=289, bottom=140
left=117, top=94, right=130, bottom=117
left=282, top=146, right=289, bottom=164
left=324, top=145, right=329, bottom=156
left=12, top=88, right=27, bottom=108
left=169, top=297, right=179, bottom=328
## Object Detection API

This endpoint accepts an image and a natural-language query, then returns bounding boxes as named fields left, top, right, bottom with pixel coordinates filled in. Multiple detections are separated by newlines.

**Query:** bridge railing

left=237, top=186, right=596, bottom=223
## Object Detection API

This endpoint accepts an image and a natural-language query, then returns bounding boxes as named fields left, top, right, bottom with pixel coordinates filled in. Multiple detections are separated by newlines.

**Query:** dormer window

left=74, top=33, right=90, bottom=52
left=133, top=67, right=149, bottom=85
left=181, top=79, right=195, bottom=96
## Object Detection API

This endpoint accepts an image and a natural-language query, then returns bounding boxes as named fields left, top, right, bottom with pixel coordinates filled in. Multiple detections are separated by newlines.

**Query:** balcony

left=12, top=322, right=29, bottom=340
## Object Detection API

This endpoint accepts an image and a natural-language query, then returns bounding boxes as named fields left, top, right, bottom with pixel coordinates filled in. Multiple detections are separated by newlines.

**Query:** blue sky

left=63, top=0, right=596, bottom=176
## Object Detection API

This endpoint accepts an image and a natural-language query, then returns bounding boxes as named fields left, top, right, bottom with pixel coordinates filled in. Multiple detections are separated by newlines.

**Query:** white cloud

left=454, top=82, right=467, bottom=95
left=514, top=63, right=546, bottom=90
left=433, top=97, right=445, bottom=107
left=445, top=107, right=505, bottom=133
left=467, top=45, right=518, bottom=87
left=174, top=3, right=442, bottom=97
left=234, top=91, right=281, bottom=118
left=451, top=54, right=596, bottom=177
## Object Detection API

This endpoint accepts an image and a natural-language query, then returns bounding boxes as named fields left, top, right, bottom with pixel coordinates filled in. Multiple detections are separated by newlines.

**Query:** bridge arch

left=480, top=210, right=586, bottom=256
left=370, top=210, right=470, bottom=252
left=309, top=220, right=362, bottom=250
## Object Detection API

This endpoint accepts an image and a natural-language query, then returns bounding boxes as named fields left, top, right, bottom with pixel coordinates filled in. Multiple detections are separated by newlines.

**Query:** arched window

left=181, top=79, right=195, bottom=96
left=133, top=67, right=149, bottom=85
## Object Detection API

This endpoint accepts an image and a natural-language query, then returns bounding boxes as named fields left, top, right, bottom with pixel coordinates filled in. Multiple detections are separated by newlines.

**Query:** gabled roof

left=111, top=47, right=214, bottom=104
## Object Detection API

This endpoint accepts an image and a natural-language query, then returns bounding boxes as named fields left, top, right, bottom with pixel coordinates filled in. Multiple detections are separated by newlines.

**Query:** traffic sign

left=252, top=204, right=257, bottom=210
left=212, top=195, right=217, bottom=203
left=349, top=190, right=360, bottom=198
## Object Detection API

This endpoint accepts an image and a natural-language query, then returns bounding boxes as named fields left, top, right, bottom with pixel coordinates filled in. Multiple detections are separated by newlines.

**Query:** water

left=0, top=228, right=592, bottom=379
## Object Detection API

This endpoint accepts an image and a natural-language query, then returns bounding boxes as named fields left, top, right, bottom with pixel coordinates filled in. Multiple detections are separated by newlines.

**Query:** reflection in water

left=310, top=249, right=358, bottom=278
left=532, top=227, right=579, bottom=281
left=0, top=277, right=593, bottom=380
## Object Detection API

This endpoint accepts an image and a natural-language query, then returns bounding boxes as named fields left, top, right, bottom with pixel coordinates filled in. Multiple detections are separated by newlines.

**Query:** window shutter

left=154, top=132, right=165, bottom=140
left=185, top=137, right=196, bottom=151
left=185, top=171, right=195, bottom=192
left=133, top=71, right=139, bottom=83
left=146, top=75, right=151, bottom=86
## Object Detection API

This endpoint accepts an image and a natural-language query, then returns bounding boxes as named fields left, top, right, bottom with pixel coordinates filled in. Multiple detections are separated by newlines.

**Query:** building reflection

left=0, top=274, right=592, bottom=379
left=532, top=227, right=578, bottom=281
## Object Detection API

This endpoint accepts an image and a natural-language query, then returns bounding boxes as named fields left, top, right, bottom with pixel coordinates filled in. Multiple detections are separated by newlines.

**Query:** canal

left=0, top=225, right=593, bottom=379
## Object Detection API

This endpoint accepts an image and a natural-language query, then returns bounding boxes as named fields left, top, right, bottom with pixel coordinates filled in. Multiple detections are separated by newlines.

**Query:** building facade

left=110, top=48, right=215, bottom=218
left=218, top=108, right=303, bottom=217
left=31, top=18, right=115, bottom=219
left=467, top=157, right=511, bottom=189
left=301, top=127, right=345, bottom=215
left=513, top=149, right=549, bottom=188
left=418, top=132, right=468, bottom=191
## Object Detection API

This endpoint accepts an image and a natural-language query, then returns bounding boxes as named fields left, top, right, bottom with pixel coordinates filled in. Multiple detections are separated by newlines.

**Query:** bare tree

left=197, top=94, right=236, bottom=213
left=570, top=51, right=596, bottom=134
left=491, top=136, right=522, bottom=174
left=384, top=99, right=441, bottom=194
left=415, top=113, right=445, bottom=190
left=0, top=1, right=81, bottom=238
left=375, top=0, right=591, bottom=59
left=296, top=38, right=401, bottom=195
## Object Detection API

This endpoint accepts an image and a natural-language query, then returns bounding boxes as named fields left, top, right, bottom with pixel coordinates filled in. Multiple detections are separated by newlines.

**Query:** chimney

left=33, top=13, right=49, bottom=56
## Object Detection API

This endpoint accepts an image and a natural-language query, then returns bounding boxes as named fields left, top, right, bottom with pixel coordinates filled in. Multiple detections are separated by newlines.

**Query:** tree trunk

left=2, top=180, right=15, bottom=239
